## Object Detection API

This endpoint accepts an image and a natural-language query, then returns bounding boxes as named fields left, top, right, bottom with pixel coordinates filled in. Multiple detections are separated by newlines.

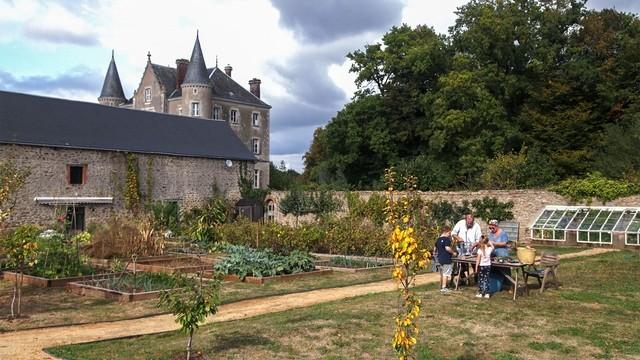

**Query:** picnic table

left=451, top=256, right=529, bottom=300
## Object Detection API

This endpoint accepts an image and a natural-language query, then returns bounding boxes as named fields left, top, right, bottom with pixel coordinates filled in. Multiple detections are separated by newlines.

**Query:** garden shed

left=529, top=206, right=640, bottom=249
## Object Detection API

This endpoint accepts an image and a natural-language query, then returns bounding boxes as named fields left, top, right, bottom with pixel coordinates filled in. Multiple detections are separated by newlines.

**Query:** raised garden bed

left=89, top=255, right=216, bottom=274
left=68, top=272, right=190, bottom=302
left=313, top=254, right=394, bottom=273
left=2, top=271, right=113, bottom=288
left=202, top=268, right=333, bottom=285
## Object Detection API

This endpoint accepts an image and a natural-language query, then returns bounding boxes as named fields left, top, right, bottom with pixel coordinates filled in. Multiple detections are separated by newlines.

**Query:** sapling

left=157, top=274, right=221, bottom=360
left=1, top=225, right=39, bottom=318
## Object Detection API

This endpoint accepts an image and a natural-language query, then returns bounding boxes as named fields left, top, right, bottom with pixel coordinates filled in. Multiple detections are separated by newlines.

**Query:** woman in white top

left=475, top=235, right=493, bottom=298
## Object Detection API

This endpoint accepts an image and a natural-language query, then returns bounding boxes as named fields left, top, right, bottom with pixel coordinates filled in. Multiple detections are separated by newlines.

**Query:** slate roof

left=0, top=91, right=256, bottom=162
left=99, top=52, right=126, bottom=100
left=209, top=68, right=271, bottom=109
left=183, top=34, right=210, bottom=85
left=151, top=64, right=177, bottom=96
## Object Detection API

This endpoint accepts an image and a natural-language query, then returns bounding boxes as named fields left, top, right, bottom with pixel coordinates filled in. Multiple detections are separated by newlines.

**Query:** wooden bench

left=523, top=252, right=560, bottom=294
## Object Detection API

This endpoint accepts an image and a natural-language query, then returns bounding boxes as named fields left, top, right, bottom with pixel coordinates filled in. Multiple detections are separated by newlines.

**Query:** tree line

left=302, top=0, right=640, bottom=191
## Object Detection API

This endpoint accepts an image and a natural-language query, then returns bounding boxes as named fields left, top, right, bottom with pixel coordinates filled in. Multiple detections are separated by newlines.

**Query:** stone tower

left=98, top=51, right=126, bottom=107
left=181, top=33, right=212, bottom=118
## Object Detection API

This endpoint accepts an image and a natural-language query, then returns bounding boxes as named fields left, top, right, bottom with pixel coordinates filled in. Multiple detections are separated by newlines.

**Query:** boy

left=435, top=225, right=457, bottom=293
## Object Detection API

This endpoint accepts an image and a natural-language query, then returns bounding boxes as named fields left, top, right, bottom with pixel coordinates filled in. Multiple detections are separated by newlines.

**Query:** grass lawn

left=48, top=250, right=640, bottom=360
left=532, top=245, right=591, bottom=255
left=0, top=267, right=392, bottom=332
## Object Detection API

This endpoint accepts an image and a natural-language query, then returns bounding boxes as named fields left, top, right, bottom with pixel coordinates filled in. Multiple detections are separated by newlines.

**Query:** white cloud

left=402, top=0, right=468, bottom=34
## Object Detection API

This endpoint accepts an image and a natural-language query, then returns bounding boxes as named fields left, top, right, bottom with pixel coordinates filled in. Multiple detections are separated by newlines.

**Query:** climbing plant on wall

left=124, top=153, right=141, bottom=213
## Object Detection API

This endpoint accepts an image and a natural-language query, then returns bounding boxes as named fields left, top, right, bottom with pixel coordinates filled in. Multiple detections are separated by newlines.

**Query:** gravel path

left=0, top=247, right=617, bottom=359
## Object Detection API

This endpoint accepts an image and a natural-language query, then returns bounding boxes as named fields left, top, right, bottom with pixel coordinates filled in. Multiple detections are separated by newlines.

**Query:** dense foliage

left=212, top=218, right=390, bottom=257
left=93, top=271, right=194, bottom=292
left=548, top=172, right=640, bottom=204
left=31, top=230, right=95, bottom=278
left=429, top=197, right=514, bottom=224
left=213, top=244, right=315, bottom=279
left=269, top=161, right=302, bottom=190
left=304, top=1, right=640, bottom=191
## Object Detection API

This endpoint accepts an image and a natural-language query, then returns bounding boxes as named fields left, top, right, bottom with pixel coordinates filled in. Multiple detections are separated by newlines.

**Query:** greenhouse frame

left=529, top=206, right=640, bottom=246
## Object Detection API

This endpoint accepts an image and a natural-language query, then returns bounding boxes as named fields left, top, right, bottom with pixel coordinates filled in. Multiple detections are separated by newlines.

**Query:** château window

left=191, top=102, right=200, bottom=117
left=252, top=138, right=260, bottom=154
left=144, top=88, right=151, bottom=103
left=230, top=109, right=238, bottom=124
left=213, top=106, right=221, bottom=120
left=68, top=165, right=86, bottom=185
left=253, top=169, right=260, bottom=189
left=252, top=112, right=260, bottom=127
left=177, top=106, right=183, bottom=115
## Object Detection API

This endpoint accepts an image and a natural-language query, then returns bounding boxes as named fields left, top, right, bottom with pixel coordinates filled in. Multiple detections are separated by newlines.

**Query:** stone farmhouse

left=0, top=34, right=270, bottom=230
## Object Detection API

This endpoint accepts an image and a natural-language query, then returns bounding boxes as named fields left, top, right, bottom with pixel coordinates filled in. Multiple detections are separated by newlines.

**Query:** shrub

left=428, top=197, right=513, bottom=224
left=548, top=172, right=640, bottom=204
left=87, top=217, right=164, bottom=259
left=182, top=196, right=231, bottom=242
left=1, top=224, right=40, bottom=318
left=33, top=230, right=95, bottom=278
left=149, top=201, right=180, bottom=235
left=482, top=147, right=558, bottom=189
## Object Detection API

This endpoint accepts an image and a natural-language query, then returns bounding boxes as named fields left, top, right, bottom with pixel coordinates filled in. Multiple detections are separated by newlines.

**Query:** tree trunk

left=10, top=271, right=17, bottom=318
left=17, top=271, right=23, bottom=317
left=186, top=329, right=194, bottom=360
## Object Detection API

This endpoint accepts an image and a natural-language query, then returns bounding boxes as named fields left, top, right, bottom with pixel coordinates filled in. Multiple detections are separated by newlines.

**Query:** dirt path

left=0, top=248, right=618, bottom=359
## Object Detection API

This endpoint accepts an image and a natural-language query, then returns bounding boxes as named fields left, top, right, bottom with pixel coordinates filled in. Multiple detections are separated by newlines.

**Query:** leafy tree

left=308, top=190, right=342, bottom=222
left=158, top=275, right=221, bottom=360
left=1, top=225, right=39, bottom=318
left=268, top=162, right=302, bottom=190
left=279, top=188, right=313, bottom=226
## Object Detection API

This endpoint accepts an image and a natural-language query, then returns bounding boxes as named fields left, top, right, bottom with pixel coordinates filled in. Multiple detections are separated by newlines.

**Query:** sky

left=0, top=0, right=638, bottom=172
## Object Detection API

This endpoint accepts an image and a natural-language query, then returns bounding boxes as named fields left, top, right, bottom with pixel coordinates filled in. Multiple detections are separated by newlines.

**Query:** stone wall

left=266, top=190, right=640, bottom=245
left=1, top=144, right=250, bottom=229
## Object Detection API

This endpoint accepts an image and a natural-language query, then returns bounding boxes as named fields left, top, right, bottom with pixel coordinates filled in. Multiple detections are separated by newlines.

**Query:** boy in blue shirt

left=435, top=225, right=457, bottom=293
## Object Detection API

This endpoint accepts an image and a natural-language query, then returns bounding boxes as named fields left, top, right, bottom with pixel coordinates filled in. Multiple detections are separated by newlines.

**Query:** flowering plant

left=385, top=168, right=432, bottom=360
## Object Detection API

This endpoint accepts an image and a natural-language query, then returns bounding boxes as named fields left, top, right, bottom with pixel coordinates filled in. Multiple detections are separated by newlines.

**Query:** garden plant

left=384, top=168, right=433, bottom=359
left=1, top=224, right=39, bottom=318
left=157, top=274, right=221, bottom=360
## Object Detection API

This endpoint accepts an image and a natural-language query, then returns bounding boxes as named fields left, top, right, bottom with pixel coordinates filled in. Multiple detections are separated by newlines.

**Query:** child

left=435, top=225, right=456, bottom=293
left=475, top=235, right=493, bottom=298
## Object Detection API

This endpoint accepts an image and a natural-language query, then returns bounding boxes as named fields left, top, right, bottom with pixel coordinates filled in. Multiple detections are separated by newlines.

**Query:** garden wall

left=267, top=190, right=640, bottom=243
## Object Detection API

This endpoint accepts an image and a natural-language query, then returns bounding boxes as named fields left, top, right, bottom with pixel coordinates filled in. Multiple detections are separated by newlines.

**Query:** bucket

left=517, top=247, right=536, bottom=264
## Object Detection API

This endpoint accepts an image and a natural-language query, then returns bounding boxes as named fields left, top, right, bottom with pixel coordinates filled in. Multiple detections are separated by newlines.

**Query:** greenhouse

left=529, top=206, right=640, bottom=246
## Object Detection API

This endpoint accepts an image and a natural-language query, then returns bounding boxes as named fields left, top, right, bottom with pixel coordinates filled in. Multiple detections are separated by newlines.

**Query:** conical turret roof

left=183, top=33, right=210, bottom=86
left=99, top=51, right=126, bottom=99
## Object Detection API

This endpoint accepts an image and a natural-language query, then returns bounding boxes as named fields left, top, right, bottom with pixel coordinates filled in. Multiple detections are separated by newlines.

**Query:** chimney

left=224, top=64, right=232, bottom=77
left=176, top=59, right=189, bottom=88
left=249, top=78, right=261, bottom=98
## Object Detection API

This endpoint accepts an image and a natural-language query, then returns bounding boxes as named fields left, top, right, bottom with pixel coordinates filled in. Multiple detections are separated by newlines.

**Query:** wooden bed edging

left=1, top=271, right=113, bottom=288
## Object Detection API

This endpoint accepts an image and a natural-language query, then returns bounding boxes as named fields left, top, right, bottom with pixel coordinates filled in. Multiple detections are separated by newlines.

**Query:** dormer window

left=144, top=87, right=151, bottom=103
left=213, top=106, right=221, bottom=120
left=230, top=109, right=239, bottom=124
left=252, top=112, right=260, bottom=127
left=191, top=102, right=200, bottom=117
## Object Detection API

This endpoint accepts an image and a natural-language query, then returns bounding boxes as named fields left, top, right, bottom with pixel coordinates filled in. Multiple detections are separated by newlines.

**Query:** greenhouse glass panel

left=579, top=210, right=600, bottom=230
left=554, top=230, right=565, bottom=240
left=555, top=211, right=576, bottom=230
left=590, top=211, right=610, bottom=231
left=602, top=211, right=623, bottom=231
left=533, top=210, right=554, bottom=227
left=628, top=233, right=639, bottom=245
left=628, top=216, right=640, bottom=233
left=578, top=231, right=589, bottom=242
left=567, top=210, right=588, bottom=230
left=543, top=210, right=565, bottom=229
left=601, top=232, right=612, bottom=243
left=615, top=211, right=637, bottom=231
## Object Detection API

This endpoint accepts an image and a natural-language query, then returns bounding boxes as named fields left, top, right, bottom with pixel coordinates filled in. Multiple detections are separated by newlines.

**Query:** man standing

left=452, top=213, right=482, bottom=256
